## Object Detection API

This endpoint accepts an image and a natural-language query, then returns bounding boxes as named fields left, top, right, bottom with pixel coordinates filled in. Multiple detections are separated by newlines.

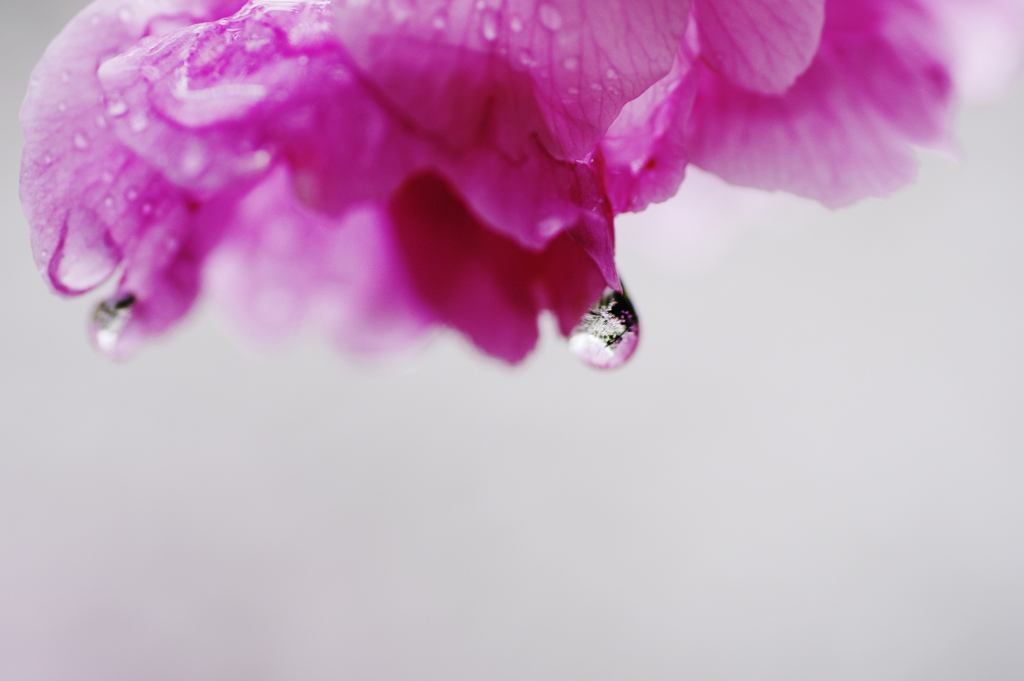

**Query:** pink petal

left=206, top=167, right=433, bottom=354
left=693, top=0, right=825, bottom=94
left=333, top=0, right=692, bottom=160
left=388, top=173, right=609, bottom=364
left=685, top=0, right=954, bottom=208
left=598, top=52, right=698, bottom=214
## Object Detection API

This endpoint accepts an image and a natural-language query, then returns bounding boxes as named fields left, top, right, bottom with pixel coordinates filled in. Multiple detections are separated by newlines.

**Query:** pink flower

left=19, top=0, right=1018, bottom=365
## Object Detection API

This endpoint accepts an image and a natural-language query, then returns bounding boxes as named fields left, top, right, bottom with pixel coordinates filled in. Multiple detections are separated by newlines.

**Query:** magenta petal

left=686, top=0, right=954, bottom=208
left=333, top=0, right=691, bottom=159
left=693, top=0, right=826, bottom=94
left=389, top=173, right=608, bottom=364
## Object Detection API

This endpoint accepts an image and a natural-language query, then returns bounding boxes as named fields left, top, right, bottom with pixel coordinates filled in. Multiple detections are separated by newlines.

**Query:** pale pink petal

left=685, top=0, right=954, bottom=208
left=693, top=0, right=825, bottom=94
left=333, top=0, right=691, bottom=159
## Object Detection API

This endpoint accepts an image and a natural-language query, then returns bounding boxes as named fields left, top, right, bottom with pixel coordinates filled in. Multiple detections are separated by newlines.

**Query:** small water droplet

left=129, top=111, right=149, bottom=132
left=41, top=249, right=49, bottom=259
left=125, top=188, right=139, bottom=201
left=107, top=99, right=128, bottom=117
left=509, top=15, right=523, bottom=32
left=90, top=14, right=101, bottom=26
left=73, top=132, right=89, bottom=149
left=605, top=67, right=618, bottom=79
left=141, top=201, right=154, bottom=216
left=101, top=171, right=114, bottom=183
left=563, top=56, right=579, bottom=71
left=43, top=155, right=53, bottom=165
left=480, top=10, right=498, bottom=41
left=538, top=3, right=562, bottom=30
left=92, top=293, right=136, bottom=356
left=57, top=101, right=67, bottom=113
left=568, top=287, right=639, bottom=369
left=103, top=196, right=114, bottom=208
left=118, top=6, right=132, bottom=22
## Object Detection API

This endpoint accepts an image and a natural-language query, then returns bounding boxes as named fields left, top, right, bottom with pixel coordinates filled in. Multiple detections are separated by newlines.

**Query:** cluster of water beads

left=91, top=293, right=136, bottom=355
left=568, top=286, right=639, bottom=369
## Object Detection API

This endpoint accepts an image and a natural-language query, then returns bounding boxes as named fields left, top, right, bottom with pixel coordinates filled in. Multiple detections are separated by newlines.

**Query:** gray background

left=2, top=1, right=1023, bottom=679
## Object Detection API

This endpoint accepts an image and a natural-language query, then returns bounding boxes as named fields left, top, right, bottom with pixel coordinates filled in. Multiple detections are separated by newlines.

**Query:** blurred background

left=2, top=1, right=1023, bottom=679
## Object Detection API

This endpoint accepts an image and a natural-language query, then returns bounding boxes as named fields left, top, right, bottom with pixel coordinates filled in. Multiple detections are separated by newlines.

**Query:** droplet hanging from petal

left=568, top=287, right=639, bottom=369
left=91, top=293, right=136, bottom=357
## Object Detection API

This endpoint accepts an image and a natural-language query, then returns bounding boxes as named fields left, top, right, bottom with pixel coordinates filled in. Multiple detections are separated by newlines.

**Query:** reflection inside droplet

left=568, top=287, right=639, bottom=369
left=91, top=293, right=136, bottom=355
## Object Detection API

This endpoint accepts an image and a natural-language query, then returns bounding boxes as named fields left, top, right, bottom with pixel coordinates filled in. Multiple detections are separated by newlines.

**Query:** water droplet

left=129, top=111, right=149, bottom=132
left=605, top=67, right=618, bottom=79
left=510, top=15, right=523, bottom=32
left=118, top=6, right=132, bottom=22
left=103, top=196, right=114, bottom=208
left=101, top=171, right=114, bottom=183
left=480, top=9, right=498, bottom=41
left=107, top=99, right=128, bottom=117
left=91, top=293, right=136, bottom=356
left=568, top=287, right=639, bottom=369
left=41, top=249, right=49, bottom=259
left=43, top=155, right=53, bottom=165
left=73, top=132, right=90, bottom=149
left=125, top=187, right=139, bottom=201
left=563, top=56, right=579, bottom=71
left=141, top=201, right=154, bottom=216
left=57, top=101, right=67, bottom=113
left=95, top=114, right=108, bottom=128
left=538, top=3, right=562, bottom=30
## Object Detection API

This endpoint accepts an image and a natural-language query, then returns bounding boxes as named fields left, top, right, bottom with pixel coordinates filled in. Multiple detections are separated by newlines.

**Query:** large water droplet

left=91, top=293, right=136, bottom=356
left=568, top=287, right=639, bottom=369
